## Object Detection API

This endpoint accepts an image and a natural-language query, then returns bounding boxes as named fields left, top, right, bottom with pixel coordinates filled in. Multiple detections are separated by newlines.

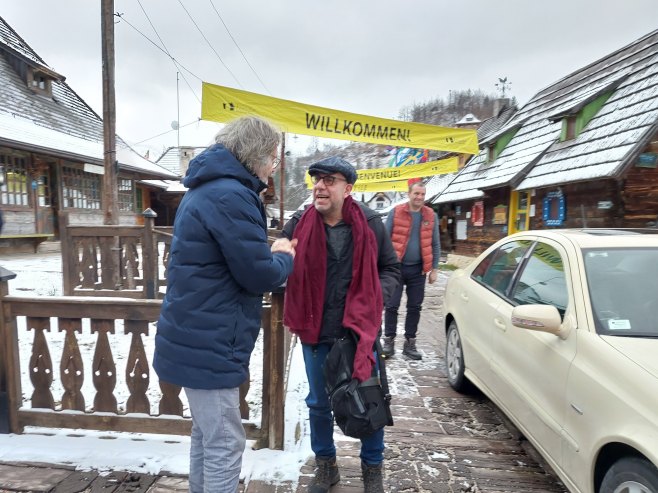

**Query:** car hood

left=602, top=336, right=658, bottom=379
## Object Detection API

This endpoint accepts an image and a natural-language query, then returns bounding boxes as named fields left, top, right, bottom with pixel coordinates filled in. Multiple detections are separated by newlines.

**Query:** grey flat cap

left=308, top=156, right=358, bottom=184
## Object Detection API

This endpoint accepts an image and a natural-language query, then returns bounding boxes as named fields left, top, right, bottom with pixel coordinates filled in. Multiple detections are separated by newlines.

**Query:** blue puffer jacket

left=153, top=144, right=294, bottom=390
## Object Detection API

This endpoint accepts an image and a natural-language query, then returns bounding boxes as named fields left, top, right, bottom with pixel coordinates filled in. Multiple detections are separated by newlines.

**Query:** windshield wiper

left=606, top=333, right=658, bottom=339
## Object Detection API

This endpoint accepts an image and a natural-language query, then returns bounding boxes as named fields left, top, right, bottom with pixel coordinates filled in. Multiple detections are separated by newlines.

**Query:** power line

left=133, top=0, right=202, bottom=102
left=176, top=0, right=244, bottom=89
left=132, top=118, right=202, bottom=145
left=114, top=12, right=201, bottom=103
left=207, top=0, right=270, bottom=94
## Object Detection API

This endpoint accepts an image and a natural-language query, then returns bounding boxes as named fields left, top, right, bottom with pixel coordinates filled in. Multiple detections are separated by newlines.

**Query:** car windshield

left=584, top=247, right=658, bottom=337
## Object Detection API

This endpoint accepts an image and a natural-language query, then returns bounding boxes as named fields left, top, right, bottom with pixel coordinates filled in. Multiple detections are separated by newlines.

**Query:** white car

left=442, top=229, right=658, bottom=493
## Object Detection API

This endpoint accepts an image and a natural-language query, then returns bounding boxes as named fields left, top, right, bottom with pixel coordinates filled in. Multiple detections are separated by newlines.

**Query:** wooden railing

left=61, top=210, right=171, bottom=299
left=0, top=266, right=289, bottom=449
left=60, top=210, right=276, bottom=301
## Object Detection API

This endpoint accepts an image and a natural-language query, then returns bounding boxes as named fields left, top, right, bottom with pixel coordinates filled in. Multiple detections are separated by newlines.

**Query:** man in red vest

left=383, top=181, right=440, bottom=360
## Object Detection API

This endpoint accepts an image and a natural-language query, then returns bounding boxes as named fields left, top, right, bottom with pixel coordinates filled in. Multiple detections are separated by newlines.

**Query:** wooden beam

left=8, top=297, right=162, bottom=320
left=268, top=292, right=285, bottom=449
left=17, top=409, right=261, bottom=439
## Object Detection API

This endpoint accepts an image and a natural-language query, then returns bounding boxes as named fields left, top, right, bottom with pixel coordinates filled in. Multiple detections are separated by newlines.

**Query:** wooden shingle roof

left=0, top=15, right=177, bottom=180
left=423, top=103, right=517, bottom=203
left=435, top=29, right=658, bottom=204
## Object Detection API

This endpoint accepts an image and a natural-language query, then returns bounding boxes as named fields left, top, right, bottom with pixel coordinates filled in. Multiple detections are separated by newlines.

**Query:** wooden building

left=141, top=146, right=206, bottom=226
left=383, top=101, right=516, bottom=253
left=0, top=15, right=178, bottom=252
left=434, top=29, right=658, bottom=258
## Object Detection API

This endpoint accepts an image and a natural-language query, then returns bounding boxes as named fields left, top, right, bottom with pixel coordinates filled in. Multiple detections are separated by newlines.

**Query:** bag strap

left=374, top=338, right=392, bottom=403
left=344, top=330, right=392, bottom=403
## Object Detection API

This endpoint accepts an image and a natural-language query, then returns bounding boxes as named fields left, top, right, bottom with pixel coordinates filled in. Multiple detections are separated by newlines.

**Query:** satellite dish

left=171, top=121, right=179, bottom=130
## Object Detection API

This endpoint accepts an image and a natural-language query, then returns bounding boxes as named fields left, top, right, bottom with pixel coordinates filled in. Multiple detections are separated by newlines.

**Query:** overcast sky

left=3, top=1, right=657, bottom=160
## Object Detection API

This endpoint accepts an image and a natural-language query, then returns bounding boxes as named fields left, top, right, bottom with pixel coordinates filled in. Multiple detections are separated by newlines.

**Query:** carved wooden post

left=58, top=318, right=85, bottom=411
left=158, top=381, right=184, bottom=416
left=91, top=319, right=117, bottom=413
left=60, top=213, right=75, bottom=296
left=267, top=290, right=286, bottom=450
left=258, top=305, right=271, bottom=449
left=142, top=208, right=158, bottom=299
left=27, top=317, right=54, bottom=409
left=121, top=238, right=139, bottom=290
left=239, top=372, right=250, bottom=420
left=100, top=236, right=118, bottom=290
left=0, top=266, right=19, bottom=433
left=124, top=320, right=150, bottom=413
left=79, top=238, right=99, bottom=289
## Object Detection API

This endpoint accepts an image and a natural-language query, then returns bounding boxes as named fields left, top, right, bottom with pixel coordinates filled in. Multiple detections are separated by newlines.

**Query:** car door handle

left=493, top=317, right=507, bottom=331
left=460, top=292, right=469, bottom=302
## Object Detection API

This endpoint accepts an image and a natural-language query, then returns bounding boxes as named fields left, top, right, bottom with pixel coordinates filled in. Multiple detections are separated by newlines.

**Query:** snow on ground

left=0, top=252, right=312, bottom=485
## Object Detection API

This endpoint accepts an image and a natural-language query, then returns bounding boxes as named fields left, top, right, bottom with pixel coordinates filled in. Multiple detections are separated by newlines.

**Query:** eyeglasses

left=272, top=156, right=281, bottom=170
left=311, top=174, right=347, bottom=186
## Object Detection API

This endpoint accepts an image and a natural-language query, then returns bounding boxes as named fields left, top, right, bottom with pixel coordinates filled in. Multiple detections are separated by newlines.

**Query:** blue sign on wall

left=543, top=191, right=566, bottom=226
left=636, top=153, right=658, bottom=168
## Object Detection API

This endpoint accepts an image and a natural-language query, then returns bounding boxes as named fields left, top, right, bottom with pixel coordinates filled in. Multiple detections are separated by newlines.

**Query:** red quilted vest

left=390, top=203, right=435, bottom=274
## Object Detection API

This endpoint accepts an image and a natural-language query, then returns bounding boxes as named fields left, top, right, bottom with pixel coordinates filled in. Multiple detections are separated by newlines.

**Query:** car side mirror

left=511, top=304, right=567, bottom=338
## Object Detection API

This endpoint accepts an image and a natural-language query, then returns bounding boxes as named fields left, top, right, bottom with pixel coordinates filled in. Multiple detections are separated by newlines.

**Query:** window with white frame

left=0, top=151, right=30, bottom=206
left=61, top=165, right=101, bottom=210
left=118, top=178, right=134, bottom=212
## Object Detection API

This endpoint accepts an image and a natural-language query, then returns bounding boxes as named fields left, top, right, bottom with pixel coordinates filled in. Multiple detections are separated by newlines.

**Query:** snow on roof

left=0, top=112, right=178, bottom=179
left=117, top=144, right=179, bottom=178
left=155, top=146, right=206, bottom=175
left=456, top=113, right=481, bottom=125
left=518, top=56, right=658, bottom=190
left=435, top=28, right=658, bottom=203
left=0, top=15, right=48, bottom=67
left=0, top=15, right=176, bottom=180
left=140, top=179, right=187, bottom=192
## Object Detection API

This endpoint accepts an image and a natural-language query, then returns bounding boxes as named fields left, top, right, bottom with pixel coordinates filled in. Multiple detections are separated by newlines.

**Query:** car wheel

left=445, top=321, right=470, bottom=392
left=600, top=456, right=658, bottom=493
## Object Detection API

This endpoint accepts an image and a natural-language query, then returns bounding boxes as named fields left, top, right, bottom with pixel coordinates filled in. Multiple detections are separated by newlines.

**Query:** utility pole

left=176, top=72, right=180, bottom=149
left=101, top=0, right=121, bottom=290
left=102, top=0, right=119, bottom=225
left=278, top=132, right=285, bottom=228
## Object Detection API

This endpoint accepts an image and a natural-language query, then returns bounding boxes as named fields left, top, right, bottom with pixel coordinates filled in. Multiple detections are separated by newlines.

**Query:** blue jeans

left=185, top=387, right=246, bottom=493
left=302, top=343, right=385, bottom=465
left=384, top=263, right=426, bottom=339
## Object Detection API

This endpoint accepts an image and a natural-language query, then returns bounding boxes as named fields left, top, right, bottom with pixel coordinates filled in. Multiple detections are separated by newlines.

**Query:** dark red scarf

left=283, top=196, right=383, bottom=382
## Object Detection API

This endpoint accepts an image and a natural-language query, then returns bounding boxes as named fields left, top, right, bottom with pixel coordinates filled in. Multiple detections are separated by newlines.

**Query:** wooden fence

left=0, top=267, right=290, bottom=450
left=61, top=210, right=172, bottom=299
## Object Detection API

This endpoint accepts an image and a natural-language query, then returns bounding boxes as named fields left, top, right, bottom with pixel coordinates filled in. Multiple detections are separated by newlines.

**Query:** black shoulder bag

left=323, top=332, right=394, bottom=439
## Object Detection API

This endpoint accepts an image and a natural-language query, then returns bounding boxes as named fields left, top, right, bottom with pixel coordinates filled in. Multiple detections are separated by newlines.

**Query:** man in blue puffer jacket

left=154, top=116, right=296, bottom=493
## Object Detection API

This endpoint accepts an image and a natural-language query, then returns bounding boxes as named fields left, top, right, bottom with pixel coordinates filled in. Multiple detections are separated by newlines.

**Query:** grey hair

left=214, top=116, right=281, bottom=174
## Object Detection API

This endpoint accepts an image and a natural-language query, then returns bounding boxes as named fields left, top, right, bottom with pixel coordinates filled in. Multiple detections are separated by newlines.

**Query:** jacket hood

left=183, top=144, right=266, bottom=193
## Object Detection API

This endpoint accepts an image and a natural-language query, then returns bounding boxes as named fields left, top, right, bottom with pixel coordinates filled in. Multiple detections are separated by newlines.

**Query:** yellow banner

left=351, top=180, right=410, bottom=193
left=357, top=157, right=458, bottom=183
left=305, top=157, right=458, bottom=188
left=201, top=82, right=479, bottom=154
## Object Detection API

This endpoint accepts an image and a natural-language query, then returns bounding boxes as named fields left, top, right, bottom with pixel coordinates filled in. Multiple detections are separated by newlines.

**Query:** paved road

left=0, top=271, right=568, bottom=492
left=290, top=273, right=567, bottom=493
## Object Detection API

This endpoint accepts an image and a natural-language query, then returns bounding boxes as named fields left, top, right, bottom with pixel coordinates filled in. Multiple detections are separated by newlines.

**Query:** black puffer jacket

left=283, top=203, right=400, bottom=343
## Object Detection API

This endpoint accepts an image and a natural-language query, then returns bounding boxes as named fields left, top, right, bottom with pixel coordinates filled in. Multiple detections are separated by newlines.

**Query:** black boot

left=309, top=456, right=340, bottom=493
left=382, top=336, right=395, bottom=358
left=403, top=337, right=422, bottom=360
left=361, top=461, right=385, bottom=493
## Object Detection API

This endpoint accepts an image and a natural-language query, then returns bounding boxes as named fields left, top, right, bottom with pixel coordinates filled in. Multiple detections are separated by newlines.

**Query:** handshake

left=271, top=238, right=298, bottom=258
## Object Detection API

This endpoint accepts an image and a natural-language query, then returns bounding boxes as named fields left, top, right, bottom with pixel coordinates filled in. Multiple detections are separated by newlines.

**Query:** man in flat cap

left=282, top=156, right=400, bottom=492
